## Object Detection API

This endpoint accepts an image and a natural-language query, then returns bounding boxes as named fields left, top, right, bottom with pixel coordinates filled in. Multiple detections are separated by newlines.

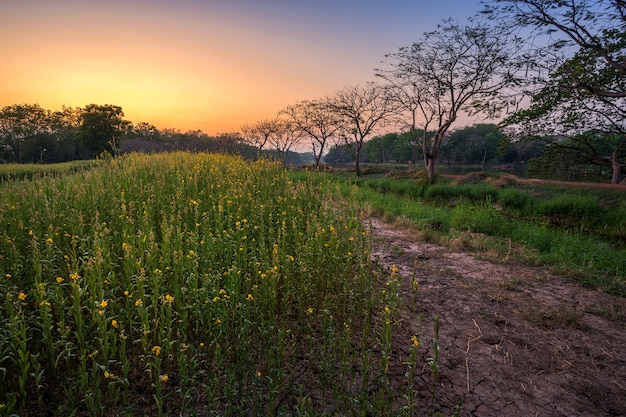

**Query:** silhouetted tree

left=79, top=104, right=129, bottom=158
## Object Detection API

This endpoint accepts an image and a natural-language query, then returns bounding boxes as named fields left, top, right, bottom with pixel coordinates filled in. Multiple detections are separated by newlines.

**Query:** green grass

left=0, top=160, right=99, bottom=182
left=0, top=153, right=429, bottom=416
left=350, top=176, right=626, bottom=297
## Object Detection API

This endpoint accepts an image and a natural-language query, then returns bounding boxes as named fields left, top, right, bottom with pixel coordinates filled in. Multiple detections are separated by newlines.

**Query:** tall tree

left=0, top=104, right=50, bottom=163
left=378, top=19, right=522, bottom=183
left=79, top=104, right=129, bottom=158
left=328, top=83, right=397, bottom=177
left=280, top=99, right=342, bottom=168
left=483, top=0, right=626, bottom=183
left=49, top=106, right=83, bottom=162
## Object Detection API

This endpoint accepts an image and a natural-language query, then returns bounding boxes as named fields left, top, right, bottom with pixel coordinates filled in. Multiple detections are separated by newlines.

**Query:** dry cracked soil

left=368, top=217, right=626, bottom=416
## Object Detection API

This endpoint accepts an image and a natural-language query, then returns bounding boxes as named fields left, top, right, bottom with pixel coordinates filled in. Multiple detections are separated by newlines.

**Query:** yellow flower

left=246, top=293, right=254, bottom=301
left=70, top=272, right=80, bottom=280
left=28, top=230, right=33, bottom=236
left=5, top=273, right=10, bottom=279
left=39, top=300, right=51, bottom=308
left=384, top=306, right=390, bottom=314
left=219, top=289, right=226, bottom=295
left=111, top=320, right=118, bottom=329
left=99, top=300, right=108, bottom=308
left=159, top=374, right=169, bottom=383
left=97, top=310, right=104, bottom=316
left=199, top=342, right=205, bottom=347
left=152, top=345, right=161, bottom=356
left=56, top=277, right=64, bottom=283
left=391, top=264, right=400, bottom=276
left=135, top=299, right=143, bottom=307
left=256, top=370, right=262, bottom=378
left=162, top=294, right=174, bottom=304
left=307, top=307, right=314, bottom=314
left=46, top=238, right=54, bottom=244
left=18, top=292, right=27, bottom=301
left=104, top=371, right=111, bottom=379
left=411, top=336, right=419, bottom=347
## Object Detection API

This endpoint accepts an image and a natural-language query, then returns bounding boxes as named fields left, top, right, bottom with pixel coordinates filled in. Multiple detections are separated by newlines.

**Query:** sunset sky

left=1, top=1, right=483, bottom=134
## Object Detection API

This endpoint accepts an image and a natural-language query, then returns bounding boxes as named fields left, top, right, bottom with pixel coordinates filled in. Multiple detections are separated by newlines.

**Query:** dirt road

left=368, top=217, right=626, bottom=416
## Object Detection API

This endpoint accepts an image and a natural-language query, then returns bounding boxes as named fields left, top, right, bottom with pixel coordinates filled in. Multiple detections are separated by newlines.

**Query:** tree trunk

left=355, top=155, right=362, bottom=177
left=481, top=147, right=488, bottom=171
left=315, top=153, right=322, bottom=169
left=611, top=156, right=622, bottom=184
left=611, top=136, right=625, bottom=184
left=425, top=156, right=436, bottom=184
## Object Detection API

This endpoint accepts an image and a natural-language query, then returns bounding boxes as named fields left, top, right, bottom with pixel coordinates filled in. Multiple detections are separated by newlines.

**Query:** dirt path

left=368, top=217, right=626, bottom=416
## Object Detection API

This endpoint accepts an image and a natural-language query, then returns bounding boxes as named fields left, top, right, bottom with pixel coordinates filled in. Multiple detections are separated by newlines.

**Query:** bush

left=424, top=183, right=499, bottom=204
left=498, top=188, right=535, bottom=213
left=537, top=195, right=604, bottom=227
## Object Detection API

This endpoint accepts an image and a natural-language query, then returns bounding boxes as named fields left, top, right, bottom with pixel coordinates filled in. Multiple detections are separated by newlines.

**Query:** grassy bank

left=338, top=172, right=626, bottom=297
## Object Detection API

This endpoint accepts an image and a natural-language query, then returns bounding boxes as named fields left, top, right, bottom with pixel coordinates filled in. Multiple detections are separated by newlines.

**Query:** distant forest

left=0, top=102, right=622, bottom=183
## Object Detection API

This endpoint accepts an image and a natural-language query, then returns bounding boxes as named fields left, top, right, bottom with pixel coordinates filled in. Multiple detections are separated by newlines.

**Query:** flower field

left=0, top=153, right=410, bottom=416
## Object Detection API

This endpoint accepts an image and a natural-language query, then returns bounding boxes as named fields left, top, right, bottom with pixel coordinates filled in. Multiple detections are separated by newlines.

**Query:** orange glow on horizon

left=1, top=1, right=481, bottom=136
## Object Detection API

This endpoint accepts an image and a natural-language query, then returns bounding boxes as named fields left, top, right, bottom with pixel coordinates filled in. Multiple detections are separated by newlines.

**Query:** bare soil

left=368, top=217, right=626, bottom=416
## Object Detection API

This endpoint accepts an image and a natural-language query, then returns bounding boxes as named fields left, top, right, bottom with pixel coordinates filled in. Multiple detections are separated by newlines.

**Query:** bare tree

left=327, top=83, right=397, bottom=176
left=280, top=99, right=342, bottom=168
left=377, top=19, right=523, bottom=184
left=266, top=119, right=303, bottom=167
left=240, top=119, right=276, bottom=157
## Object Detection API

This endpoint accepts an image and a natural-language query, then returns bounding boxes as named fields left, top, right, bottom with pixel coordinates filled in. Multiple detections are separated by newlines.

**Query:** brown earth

left=368, top=217, right=626, bottom=416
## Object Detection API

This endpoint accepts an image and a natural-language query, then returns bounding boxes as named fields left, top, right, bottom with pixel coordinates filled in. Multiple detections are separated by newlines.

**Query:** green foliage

left=359, top=176, right=428, bottom=199
left=525, top=133, right=626, bottom=183
left=0, top=160, right=99, bottom=182
left=537, top=195, right=604, bottom=226
left=440, top=124, right=503, bottom=166
left=78, top=104, right=129, bottom=157
left=424, top=183, right=499, bottom=204
left=497, top=188, right=535, bottom=213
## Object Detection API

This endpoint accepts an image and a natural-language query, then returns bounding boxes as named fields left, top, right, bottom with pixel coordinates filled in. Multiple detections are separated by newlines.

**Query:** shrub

left=498, top=188, right=535, bottom=213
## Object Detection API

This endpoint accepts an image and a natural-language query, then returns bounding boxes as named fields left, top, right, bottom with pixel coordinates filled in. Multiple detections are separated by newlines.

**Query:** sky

left=1, top=0, right=484, bottom=135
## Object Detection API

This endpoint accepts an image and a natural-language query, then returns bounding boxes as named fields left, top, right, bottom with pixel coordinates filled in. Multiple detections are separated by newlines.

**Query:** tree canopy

left=483, top=0, right=626, bottom=183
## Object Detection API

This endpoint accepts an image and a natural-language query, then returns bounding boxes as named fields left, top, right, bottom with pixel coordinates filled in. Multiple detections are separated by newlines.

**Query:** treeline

left=324, top=124, right=622, bottom=183
left=325, top=124, right=542, bottom=168
left=0, top=103, right=316, bottom=166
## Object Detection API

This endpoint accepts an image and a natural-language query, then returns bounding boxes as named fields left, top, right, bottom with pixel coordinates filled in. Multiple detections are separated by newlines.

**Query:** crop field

left=0, top=153, right=415, bottom=416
